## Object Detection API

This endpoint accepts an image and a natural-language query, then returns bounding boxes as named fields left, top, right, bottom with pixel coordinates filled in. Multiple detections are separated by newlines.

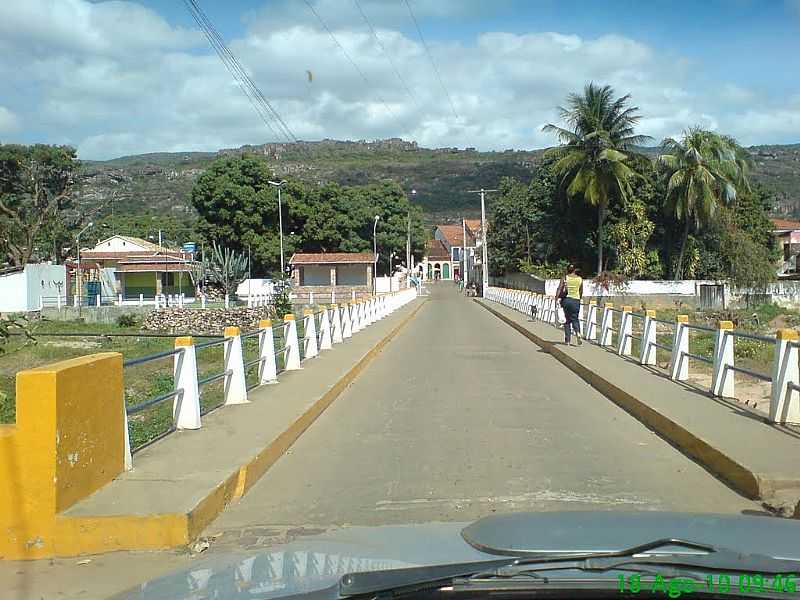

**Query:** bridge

left=4, top=284, right=800, bottom=597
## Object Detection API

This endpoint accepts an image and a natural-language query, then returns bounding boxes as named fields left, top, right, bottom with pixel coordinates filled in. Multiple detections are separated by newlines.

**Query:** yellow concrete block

left=677, top=315, right=689, bottom=323
left=175, top=336, right=193, bottom=347
left=284, top=314, right=295, bottom=321
left=622, top=305, right=633, bottom=312
left=259, top=319, right=272, bottom=328
left=224, top=326, right=241, bottom=337
left=0, top=353, right=124, bottom=559
left=777, top=328, right=799, bottom=340
left=303, top=308, right=314, bottom=315
left=646, top=310, right=656, bottom=318
left=718, top=320, right=734, bottom=330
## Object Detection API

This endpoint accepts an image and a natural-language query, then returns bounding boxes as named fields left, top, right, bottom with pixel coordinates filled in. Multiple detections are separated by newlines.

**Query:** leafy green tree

left=0, top=144, right=80, bottom=266
left=543, top=83, right=650, bottom=274
left=657, top=128, right=751, bottom=279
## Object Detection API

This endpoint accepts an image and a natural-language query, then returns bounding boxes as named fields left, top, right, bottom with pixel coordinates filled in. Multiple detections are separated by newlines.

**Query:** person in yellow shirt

left=556, top=264, right=583, bottom=346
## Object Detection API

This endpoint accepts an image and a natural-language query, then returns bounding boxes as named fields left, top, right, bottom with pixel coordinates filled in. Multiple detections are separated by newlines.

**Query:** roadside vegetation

left=489, top=82, right=778, bottom=293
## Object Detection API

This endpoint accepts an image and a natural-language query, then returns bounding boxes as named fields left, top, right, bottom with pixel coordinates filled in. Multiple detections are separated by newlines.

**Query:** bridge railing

left=485, top=286, right=800, bottom=425
left=120, top=289, right=417, bottom=467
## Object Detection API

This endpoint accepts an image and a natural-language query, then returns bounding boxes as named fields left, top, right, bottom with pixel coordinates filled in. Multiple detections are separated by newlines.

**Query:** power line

left=352, top=0, right=419, bottom=110
left=303, top=0, right=397, bottom=120
left=183, top=0, right=298, bottom=142
left=186, top=0, right=297, bottom=142
left=403, top=0, right=459, bottom=120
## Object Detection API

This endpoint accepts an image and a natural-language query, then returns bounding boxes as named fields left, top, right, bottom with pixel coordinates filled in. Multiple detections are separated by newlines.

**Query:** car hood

left=117, top=511, right=800, bottom=600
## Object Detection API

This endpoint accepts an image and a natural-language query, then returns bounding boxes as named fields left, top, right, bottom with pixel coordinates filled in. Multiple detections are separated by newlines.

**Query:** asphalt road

left=211, top=283, right=758, bottom=534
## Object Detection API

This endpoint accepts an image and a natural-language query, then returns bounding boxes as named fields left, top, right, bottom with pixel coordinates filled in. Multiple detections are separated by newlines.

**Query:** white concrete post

left=331, top=303, right=343, bottom=344
left=154, top=294, right=160, bottom=309
left=179, top=293, right=185, bottom=308
left=310, top=290, right=315, bottom=306
left=770, top=329, right=800, bottom=424
left=640, top=310, right=657, bottom=365
left=617, top=306, right=633, bottom=356
left=283, top=314, right=301, bottom=370
left=123, top=406, right=132, bottom=471
left=173, top=337, right=202, bottom=428
left=96, top=293, right=101, bottom=307
left=355, top=301, right=365, bottom=332
left=201, top=295, right=207, bottom=309
left=352, top=290, right=356, bottom=302
left=670, top=315, right=690, bottom=381
left=586, top=301, right=598, bottom=341
left=118, top=293, right=123, bottom=306
left=74, top=294, right=79, bottom=307
left=303, top=308, right=319, bottom=360
left=56, top=294, right=62, bottom=310
left=224, top=294, right=230, bottom=309
left=578, top=302, right=584, bottom=328
left=223, top=326, right=249, bottom=405
left=599, top=304, right=614, bottom=347
left=247, top=295, right=253, bottom=308
left=342, top=303, right=353, bottom=339
left=332, top=288, right=336, bottom=305
left=319, top=306, right=333, bottom=350
left=366, top=298, right=375, bottom=325
left=349, top=302, right=360, bottom=333
left=258, top=319, right=278, bottom=384
left=712, top=321, right=735, bottom=398
left=139, top=293, right=144, bottom=307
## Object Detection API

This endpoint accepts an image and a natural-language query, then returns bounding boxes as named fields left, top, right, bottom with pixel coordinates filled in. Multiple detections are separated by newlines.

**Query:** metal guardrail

left=486, top=286, right=800, bottom=426
left=114, top=289, right=417, bottom=465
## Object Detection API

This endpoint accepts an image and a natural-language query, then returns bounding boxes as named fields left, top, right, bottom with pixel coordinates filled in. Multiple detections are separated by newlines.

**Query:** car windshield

left=2, top=1, right=800, bottom=599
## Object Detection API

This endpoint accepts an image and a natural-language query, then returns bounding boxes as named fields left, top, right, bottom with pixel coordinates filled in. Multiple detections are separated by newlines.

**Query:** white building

left=0, top=264, right=67, bottom=312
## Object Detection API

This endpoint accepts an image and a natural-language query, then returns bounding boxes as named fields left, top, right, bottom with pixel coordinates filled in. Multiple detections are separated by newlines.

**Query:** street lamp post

left=372, top=215, right=380, bottom=295
left=268, top=180, right=287, bottom=275
left=466, top=188, right=497, bottom=298
left=76, top=222, right=93, bottom=317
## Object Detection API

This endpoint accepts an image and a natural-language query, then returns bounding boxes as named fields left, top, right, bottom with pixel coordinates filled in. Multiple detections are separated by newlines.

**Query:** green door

left=443, top=263, right=450, bottom=279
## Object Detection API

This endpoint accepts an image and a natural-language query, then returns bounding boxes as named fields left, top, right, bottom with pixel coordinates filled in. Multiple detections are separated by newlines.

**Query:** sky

left=0, top=0, right=798, bottom=160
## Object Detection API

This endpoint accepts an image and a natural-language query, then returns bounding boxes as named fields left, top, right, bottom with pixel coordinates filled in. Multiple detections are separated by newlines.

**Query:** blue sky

left=1, top=0, right=798, bottom=159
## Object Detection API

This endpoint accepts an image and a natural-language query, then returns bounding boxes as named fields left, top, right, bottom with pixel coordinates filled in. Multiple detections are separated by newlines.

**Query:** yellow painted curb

left=475, top=299, right=767, bottom=500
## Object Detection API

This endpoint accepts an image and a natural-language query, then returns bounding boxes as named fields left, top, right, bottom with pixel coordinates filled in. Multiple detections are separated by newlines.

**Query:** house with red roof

left=772, top=218, right=800, bottom=276
left=420, top=220, right=485, bottom=282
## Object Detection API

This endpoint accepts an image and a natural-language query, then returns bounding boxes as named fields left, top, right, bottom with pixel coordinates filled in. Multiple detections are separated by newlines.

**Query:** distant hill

left=74, top=138, right=800, bottom=225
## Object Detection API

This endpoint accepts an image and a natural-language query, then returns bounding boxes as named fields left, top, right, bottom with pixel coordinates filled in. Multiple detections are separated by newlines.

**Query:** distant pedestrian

left=556, top=264, right=583, bottom=346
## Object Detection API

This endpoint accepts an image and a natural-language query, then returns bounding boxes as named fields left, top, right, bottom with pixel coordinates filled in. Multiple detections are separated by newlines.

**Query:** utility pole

left=466, top=189, right=497, bottom=298
left=76, top=222, right=93, bottom=318
left=268, top=180, right=287, bottom=276
left=462, top=217, right=468, bottom=291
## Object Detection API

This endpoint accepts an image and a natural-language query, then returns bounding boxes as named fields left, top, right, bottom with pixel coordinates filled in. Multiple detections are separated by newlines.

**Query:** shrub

left=116, top=313, right=139, bottom=328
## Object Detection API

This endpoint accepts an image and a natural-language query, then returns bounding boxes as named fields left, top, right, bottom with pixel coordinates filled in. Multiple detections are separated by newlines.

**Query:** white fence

left=121, top=288, right=418, bottom=468
left=485, top=286, right=800, bottom=425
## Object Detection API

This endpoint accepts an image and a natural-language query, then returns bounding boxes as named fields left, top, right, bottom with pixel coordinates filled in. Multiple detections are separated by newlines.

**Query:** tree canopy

left=191, top=154, right=426, bottom=276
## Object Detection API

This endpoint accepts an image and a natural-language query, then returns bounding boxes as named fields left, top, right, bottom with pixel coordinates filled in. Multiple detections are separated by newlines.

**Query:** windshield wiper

left=497, top=538, right=800, bottom=575
left=338, top=538, right=800, bottom=598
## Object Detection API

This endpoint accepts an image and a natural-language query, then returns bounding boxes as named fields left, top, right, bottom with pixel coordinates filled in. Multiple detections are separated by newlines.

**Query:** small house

left=289, top=252, right=376, bottom=303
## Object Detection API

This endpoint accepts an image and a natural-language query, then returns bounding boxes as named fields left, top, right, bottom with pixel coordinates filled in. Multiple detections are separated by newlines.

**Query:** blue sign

left=182, top=242, right=196, bottom=254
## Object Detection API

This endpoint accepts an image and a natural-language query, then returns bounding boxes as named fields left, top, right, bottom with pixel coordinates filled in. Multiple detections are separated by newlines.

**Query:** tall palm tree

left=658, top=128, right=750, bottom=279
left=543, top=83, right=651, bottom=274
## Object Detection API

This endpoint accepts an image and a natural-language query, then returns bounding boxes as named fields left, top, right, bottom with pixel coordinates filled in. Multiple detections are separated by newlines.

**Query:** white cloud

left=0, top=106, right=19, bottom=134
left=0, top=0, right=797, bottom=159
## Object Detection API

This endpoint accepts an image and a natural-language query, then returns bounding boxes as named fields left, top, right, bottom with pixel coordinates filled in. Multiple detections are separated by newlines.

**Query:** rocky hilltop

left=74, top=139, right=800, bottom=223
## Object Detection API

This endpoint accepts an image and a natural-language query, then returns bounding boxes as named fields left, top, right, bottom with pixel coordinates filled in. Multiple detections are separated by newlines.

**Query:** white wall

left=375, top=275, right=402, bottom=293
left=0, top=270, right=28, bottom=312
left=543, top=278, right=717, bottom=297
left=93, top=236, right=150, bottom=252
left=0, top=264, right=66, bottom=312
left=236, top=279, right=275, bottom=297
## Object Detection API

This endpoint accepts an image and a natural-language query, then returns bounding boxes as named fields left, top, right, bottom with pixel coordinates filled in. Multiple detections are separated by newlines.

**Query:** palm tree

left=658, top=128, right=750, bottom=279
left=543, top=83, right=651, bottom=274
